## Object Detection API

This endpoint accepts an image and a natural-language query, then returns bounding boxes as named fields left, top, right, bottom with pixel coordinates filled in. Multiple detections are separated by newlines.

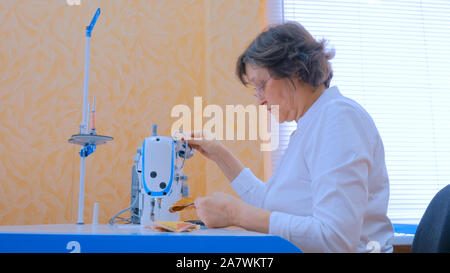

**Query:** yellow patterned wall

left=0, top=0, right=266, bottom=225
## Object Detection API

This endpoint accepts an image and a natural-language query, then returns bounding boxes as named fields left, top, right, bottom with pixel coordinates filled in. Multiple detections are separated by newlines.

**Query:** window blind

left=267, top=0, right=450, bottom=224
left=265, top=0, right=297, bottom=172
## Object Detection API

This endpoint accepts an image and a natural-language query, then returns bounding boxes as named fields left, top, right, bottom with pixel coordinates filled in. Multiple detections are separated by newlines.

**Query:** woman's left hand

left=195, top=192, right=244, bottom=228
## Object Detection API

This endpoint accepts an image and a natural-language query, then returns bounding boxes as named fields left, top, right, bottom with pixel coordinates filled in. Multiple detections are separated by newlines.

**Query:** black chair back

left=411, top=184, right=450, bottom=253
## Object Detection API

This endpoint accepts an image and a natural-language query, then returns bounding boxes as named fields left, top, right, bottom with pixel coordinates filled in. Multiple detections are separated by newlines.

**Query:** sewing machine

left=109, top=124, right=194, bottom=226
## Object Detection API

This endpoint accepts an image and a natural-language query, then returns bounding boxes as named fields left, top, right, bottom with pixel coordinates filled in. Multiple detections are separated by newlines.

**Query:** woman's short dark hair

left=236, top=21, right=335, bottom=89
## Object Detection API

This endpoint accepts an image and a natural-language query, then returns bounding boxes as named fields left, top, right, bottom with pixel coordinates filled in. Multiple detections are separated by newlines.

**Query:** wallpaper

left=0, top=0, right=266, bottom=225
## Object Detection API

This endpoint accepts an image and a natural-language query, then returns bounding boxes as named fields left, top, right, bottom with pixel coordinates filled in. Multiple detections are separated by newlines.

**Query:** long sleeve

left=269, top=102, right=374, bottom=252
left=230, top=168, right=268, bottom=208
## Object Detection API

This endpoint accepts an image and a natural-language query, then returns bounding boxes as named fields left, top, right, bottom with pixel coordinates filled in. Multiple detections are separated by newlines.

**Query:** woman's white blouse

left=231, top=86, right=394, bottom=253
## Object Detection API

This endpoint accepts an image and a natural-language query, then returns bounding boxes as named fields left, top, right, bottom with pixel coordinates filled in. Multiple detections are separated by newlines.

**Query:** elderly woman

left=188, top=22, right=394, bottom=253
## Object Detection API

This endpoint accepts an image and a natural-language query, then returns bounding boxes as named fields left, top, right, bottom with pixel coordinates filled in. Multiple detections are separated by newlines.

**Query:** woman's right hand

left=184, top=130, right=224, bottom=162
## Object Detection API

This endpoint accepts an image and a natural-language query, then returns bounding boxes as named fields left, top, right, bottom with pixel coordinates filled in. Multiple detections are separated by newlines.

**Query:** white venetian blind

left=265, top=0, right=299, bottom=172
left=268, top=0, right=450, bottom=224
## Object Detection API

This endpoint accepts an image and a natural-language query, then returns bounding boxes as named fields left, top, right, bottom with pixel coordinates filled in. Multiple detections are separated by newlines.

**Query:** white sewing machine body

left=130, top=128, right=193, bottom=226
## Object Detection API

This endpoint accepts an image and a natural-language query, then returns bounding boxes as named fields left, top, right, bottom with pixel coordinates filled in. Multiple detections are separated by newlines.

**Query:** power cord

left=108, top=193, right=139, bottom=225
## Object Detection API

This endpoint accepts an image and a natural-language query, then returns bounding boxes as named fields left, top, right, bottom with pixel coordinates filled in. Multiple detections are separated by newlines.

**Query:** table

left=0, top=224, right=302, bottom=253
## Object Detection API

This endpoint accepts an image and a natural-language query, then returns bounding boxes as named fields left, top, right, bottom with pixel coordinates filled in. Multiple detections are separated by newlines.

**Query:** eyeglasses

left=252, top=76, right=270, bottom=101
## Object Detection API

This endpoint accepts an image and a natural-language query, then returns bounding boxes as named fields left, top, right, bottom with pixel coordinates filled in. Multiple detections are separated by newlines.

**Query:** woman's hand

left=195, top=192, right=243, bottom=228
left=184, top=130, right=245, bottom=182
left=184, top=130, right=224, bottom=162
left=195, top=192, right=272, bottom=233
